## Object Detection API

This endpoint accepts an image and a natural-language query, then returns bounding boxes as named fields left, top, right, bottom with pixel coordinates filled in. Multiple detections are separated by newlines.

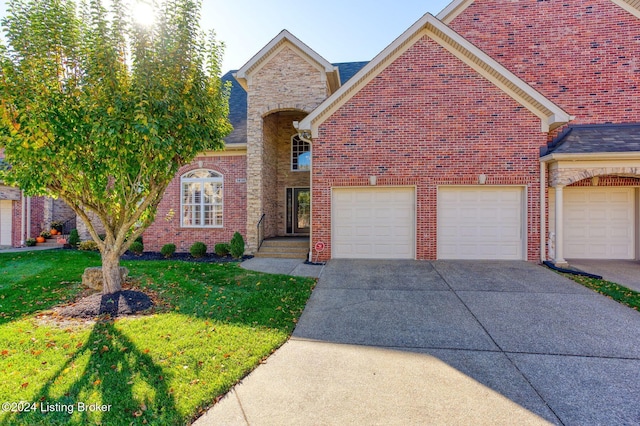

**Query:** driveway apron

left=196, top=260, right=640, bottom=426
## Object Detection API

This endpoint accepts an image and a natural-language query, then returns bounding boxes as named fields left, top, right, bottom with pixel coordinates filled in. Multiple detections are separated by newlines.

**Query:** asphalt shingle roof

left=542, top=123, right=640, bottom=156
left=222, top=62, right=369, bottom=145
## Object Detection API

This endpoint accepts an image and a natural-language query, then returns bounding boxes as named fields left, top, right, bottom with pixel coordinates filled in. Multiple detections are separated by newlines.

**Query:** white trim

left=291, top=134, right=311, bottom=172
left=541, top=151, right=640, bottom=163
left=234, top=30, right=340, bottom=92
left=540, top=162, right=547, bottom=262
left=611, top=0, right=640, bottom=18
left=298, top=14, right=569, bottom=138
left=437, top=0, right=474, bottom=24
left=180, top=169, right=224, bottom=228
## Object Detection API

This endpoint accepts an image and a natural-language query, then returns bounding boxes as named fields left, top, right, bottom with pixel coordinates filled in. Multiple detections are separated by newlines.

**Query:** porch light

left=369, top=176, right=377, bottom=186
left=478, top=174, right=487, bottom=185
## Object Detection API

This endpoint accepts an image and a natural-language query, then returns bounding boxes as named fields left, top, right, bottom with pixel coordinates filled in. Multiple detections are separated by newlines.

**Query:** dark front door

left=287, top=188, right=310, bottom=234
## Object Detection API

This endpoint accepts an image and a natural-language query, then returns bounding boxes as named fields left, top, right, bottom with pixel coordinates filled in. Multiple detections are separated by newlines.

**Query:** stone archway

left=550, top=166, right=640, bottom=187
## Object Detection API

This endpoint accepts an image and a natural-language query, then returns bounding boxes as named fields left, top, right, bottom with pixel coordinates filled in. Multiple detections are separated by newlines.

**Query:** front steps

left=255, top=237, right=309, bottom=259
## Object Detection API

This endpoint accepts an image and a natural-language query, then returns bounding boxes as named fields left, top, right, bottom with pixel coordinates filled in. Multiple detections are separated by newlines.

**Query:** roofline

left=437, top=0, right=640, bottom=25
left=298, top=13, right=571, bottom=138
left=234, top=30, right=340, bottom=93
left=541, top=151, right=640, bottom=163
left=610, top=0, right=640, bottom=19
left=436, top=0, right=474, bottom=24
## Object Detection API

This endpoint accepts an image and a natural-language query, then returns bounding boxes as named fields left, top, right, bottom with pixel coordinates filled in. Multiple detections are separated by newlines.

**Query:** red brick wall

left=449, top=0, right=640, bottom=124
left=144, top=155, right=247, bottom=253
left=9, top=196, right=46, bottom=246
left=312, top=36, right=546, bottom=261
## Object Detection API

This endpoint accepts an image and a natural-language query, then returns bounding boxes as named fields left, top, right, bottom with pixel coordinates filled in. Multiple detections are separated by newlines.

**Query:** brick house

left=145, top=0, right=640, bottom=266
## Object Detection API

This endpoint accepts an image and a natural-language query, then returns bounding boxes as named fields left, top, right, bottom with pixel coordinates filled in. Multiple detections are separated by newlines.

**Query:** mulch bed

left=55, top=290, right=154, bottom=319
left=120, top=251, right=252, bottom=263
left=49, top=250, right=252, bottom=321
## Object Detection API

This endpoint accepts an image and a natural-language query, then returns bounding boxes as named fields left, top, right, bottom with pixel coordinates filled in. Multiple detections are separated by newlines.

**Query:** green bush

left=214, top=243, right=230, bottom=256
left=230, top=232, right=245, bottom=259
left=25, top=238, right=36, bottom=247
left=68, top=229, right=80, bottom=247
left=190, top=241, right=207, bottom=258
left=161, top=243, right=176, bottom=258
left=39, top=230, right=51, bottom=238
left=78, top=240, right=99, bottom=251
left=129, top=241, right=144, bottom=255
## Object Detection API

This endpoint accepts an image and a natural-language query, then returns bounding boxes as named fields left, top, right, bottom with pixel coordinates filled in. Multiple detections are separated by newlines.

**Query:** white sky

left=0, top=0, right=453, bottom=72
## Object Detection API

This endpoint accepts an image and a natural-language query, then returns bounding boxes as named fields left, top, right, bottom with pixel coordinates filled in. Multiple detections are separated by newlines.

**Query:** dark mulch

left=120, top=251, right=252, bottom=263
left=55, top=290, right=154, bottom=319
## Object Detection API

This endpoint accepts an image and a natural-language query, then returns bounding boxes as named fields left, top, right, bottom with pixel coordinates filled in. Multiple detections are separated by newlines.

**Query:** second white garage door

left=438, top=186, right=525, bottom=260
left=332, top=187, right=415, bottom=259
left=563, top=187, right=635, bottom=259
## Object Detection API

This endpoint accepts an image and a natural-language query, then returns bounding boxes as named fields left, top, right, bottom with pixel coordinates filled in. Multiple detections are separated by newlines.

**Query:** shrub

left=68, top=229, right=80, bottom=247
left=230, top=232, right=245, bottom=259
left=129, top=241, right=144, bottom=255
left=39, top=230, right=51, bottom=238
left=190, top=241, right=207, bottom=258
left=135, top=235, right=143, bottom=244
left=25, top=238, right=36, bottom=247
left=78, top=240, right=99, bottom=251
left=161, top=243, right=176, bottom=258
left=214, top=243, right=230, bottom=256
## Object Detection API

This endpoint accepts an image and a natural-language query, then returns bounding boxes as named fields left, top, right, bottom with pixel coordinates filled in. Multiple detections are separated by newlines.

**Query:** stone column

left=554, top=184, right=568, bottom=267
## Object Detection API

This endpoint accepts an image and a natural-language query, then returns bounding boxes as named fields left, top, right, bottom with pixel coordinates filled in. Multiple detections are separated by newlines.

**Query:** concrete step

left=256, top=238, right=309, bottom=259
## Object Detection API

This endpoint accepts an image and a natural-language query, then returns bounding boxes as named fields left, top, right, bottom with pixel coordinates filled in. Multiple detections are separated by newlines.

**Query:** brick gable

left=449, top=0, right=640, bottom=124
left=312, top=35, right=545, bottom=260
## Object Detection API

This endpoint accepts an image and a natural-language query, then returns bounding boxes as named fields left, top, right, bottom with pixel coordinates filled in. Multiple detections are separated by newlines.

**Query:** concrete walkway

left=568, top=259, right=640, bottom=293
left=240, top=257, right=324, bottom=278
left=195, top=260, right=640, bottom=425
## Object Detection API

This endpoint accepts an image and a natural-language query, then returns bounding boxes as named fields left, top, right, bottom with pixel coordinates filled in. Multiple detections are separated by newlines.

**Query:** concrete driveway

left=195, top=260, right=640, bottom=425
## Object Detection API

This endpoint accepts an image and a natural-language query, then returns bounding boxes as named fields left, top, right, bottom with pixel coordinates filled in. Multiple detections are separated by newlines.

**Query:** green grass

left=560, top=272, right=640, bottom=311
left=0, top=250, right=315, bottom=425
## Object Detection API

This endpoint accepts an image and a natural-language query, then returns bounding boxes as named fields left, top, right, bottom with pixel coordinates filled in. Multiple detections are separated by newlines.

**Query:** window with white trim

left=291, top=135, right=311, bottom=171
left=181, top=169, right=223, bottom=227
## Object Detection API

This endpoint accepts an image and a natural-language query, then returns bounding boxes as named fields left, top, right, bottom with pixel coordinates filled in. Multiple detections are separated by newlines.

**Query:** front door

left=287, top=188, right=310, bottom=234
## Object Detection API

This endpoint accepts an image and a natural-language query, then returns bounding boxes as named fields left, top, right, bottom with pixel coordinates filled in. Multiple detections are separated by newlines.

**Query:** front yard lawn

left=559, top=272, right=640, bottom=312
left=0, top=250, right=315, bottom=425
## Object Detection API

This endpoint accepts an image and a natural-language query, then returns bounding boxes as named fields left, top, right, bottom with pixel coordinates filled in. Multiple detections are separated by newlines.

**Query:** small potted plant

left=25, top=238, right=37, bottom=246
left=50, top=220, right=64, bottom=234
left=40, top=230, right=51, bottom=239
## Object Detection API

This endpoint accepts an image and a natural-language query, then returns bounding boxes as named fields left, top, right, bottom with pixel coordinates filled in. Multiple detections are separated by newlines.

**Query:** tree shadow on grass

left=10, top=320, right=179, bottom=425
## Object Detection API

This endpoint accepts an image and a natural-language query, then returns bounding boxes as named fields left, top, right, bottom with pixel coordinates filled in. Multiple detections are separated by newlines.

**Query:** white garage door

left=438, top=186, right=524, bottom=260
left=564, top=187, right=635, bottom=259
left=332, top=187, right=415, bottom=259
left=0, top=200, right=12, bottom=246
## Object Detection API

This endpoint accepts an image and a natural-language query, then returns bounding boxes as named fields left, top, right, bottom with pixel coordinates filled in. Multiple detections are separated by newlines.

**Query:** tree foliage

left=0, top=0, right=231, bottom=293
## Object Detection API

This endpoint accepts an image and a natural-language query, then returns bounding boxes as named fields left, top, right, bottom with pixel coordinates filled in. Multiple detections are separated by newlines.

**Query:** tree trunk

left=101, top=249, right=123, bottom=294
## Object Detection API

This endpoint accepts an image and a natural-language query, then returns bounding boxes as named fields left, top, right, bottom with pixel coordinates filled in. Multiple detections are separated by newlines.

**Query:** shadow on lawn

left=10, top=321, right=179, bottom=425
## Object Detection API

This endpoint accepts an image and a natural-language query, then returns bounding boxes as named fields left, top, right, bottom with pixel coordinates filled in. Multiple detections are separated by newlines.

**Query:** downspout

left=20, top=191, right=26, bottom=246
left=294, top=121, right=313, bottom=262
left=26, top=196, right=31, bottom=239
left=539, top=161, right=546, bottom=262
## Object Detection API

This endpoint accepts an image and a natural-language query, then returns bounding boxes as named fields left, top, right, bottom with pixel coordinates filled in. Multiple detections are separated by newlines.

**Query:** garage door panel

left=0, top=201, right=12, bottom=246
left=564, top=188, right=634, bottom=259
left=332, top=187, right=415, bottom=259
left=438, top=187, right=524, bottom=260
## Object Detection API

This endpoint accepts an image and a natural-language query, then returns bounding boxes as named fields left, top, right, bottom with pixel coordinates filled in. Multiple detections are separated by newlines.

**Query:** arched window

left=291, top=135, right=311, bottom=171
left=181, top=169, right=223, bottom=227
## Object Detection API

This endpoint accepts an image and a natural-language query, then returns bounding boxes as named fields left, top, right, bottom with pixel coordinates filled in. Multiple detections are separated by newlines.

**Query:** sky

left=0, top=0, right=453, bottom=72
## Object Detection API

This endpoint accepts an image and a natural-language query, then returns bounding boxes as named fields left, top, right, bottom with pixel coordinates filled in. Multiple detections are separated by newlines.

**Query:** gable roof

left=234, top=30, right=341, bottom=93
left=223, top=62, right=369, bottom=146
left=297, top=13, right=571, bottom=138
left=541, top=123, right=640, bottom=157
left=437, top=0, right=640, bottom=23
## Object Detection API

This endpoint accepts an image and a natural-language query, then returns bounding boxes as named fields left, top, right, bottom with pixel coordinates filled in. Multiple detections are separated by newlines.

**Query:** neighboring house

left=146, top=0, right=640, bottom=266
